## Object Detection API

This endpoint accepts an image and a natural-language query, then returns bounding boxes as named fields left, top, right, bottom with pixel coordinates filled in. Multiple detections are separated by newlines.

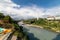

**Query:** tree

left=0, top=13, right=4, bottom=19
left=3, top=15, right=11, bottom=23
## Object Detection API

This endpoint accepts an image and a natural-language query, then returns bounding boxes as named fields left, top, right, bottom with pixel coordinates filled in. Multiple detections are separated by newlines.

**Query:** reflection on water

left=22, top=25, right=60, bottom=40
left=28, top=33, right=40, bottom=40
left=23, top=27, right=39, bottom=40
left=53, top=34, right=60, bottom=40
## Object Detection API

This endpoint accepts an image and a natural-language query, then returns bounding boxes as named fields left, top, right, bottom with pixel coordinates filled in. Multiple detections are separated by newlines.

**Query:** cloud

left=46, top=6, right=60, bottom=16
left=0, top=0, right=45, bottom=20
left=0, top=0, right=60, bottom=20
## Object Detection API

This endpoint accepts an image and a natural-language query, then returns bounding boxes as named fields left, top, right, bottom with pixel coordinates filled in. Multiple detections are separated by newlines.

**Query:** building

left=47, top=16, right=60, bottom=20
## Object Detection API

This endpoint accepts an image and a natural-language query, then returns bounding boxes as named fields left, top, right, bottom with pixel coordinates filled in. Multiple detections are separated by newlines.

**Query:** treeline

left=23, top=18, right=60, bottom=32
left=0, top=13, right=29, bottom=40
left=23, top=18, right=47, bottom=25
left=0, top=13, right=17, bottom=23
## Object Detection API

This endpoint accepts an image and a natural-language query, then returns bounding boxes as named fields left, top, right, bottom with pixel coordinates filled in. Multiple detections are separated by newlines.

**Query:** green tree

left=0, top=13, right=4, bottom=19
left=3, top=15, right=11, bottom=23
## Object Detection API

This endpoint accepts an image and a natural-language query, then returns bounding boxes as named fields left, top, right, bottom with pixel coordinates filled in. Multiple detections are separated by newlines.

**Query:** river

left=21, top=24, right=60, bottom=40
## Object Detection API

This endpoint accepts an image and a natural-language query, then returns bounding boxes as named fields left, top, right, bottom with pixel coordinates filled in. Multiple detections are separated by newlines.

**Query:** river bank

left=24, top=24, right=60, bottom=33
left=22, top=24, right=59, bottom=40
left=18, top=21, right=60, bottom=40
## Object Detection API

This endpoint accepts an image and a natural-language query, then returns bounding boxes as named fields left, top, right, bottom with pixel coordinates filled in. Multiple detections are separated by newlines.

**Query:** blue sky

left=12, top=0, right=60, bottom=8
left=0, top=0, right=60, bottom=20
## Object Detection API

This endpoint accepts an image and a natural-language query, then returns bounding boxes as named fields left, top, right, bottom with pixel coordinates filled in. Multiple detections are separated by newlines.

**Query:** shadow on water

left=23, top=27, right=29, bottom=32
left=28, top=33, right=40, bottom=40
left=53, top=33, right=60, bottom=40
left=23, top=26, right=40, bottom=40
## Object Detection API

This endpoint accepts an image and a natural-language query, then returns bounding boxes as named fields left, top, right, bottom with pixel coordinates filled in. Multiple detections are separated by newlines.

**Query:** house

left=47, top=16, right=60, bottom=20
left=47, top=16, right=55, bottom=20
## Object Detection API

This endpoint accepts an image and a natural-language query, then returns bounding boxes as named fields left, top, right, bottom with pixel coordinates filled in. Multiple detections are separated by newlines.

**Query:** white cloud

left=46, top=6, right=60, bottom=16
left=0, top=0, right=60, bottom=20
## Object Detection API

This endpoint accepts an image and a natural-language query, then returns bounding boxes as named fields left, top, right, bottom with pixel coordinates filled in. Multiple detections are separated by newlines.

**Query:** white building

left=47, top=16, right=60, bottom=20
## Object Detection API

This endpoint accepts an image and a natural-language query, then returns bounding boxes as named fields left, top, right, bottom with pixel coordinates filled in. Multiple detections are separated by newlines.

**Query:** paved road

left=11, top=35, right=17, bottom=40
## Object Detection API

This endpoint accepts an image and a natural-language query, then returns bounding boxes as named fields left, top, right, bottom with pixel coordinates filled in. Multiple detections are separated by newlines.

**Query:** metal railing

left=2, top=32, right=12, bottom=40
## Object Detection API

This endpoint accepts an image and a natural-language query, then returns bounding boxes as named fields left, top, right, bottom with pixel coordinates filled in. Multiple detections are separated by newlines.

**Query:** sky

left=0, top=0, right=60, bottom=20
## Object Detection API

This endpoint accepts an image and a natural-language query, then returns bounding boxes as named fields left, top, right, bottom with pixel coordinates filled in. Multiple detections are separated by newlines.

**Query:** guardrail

left=2, top=32, right=12, bottom=40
